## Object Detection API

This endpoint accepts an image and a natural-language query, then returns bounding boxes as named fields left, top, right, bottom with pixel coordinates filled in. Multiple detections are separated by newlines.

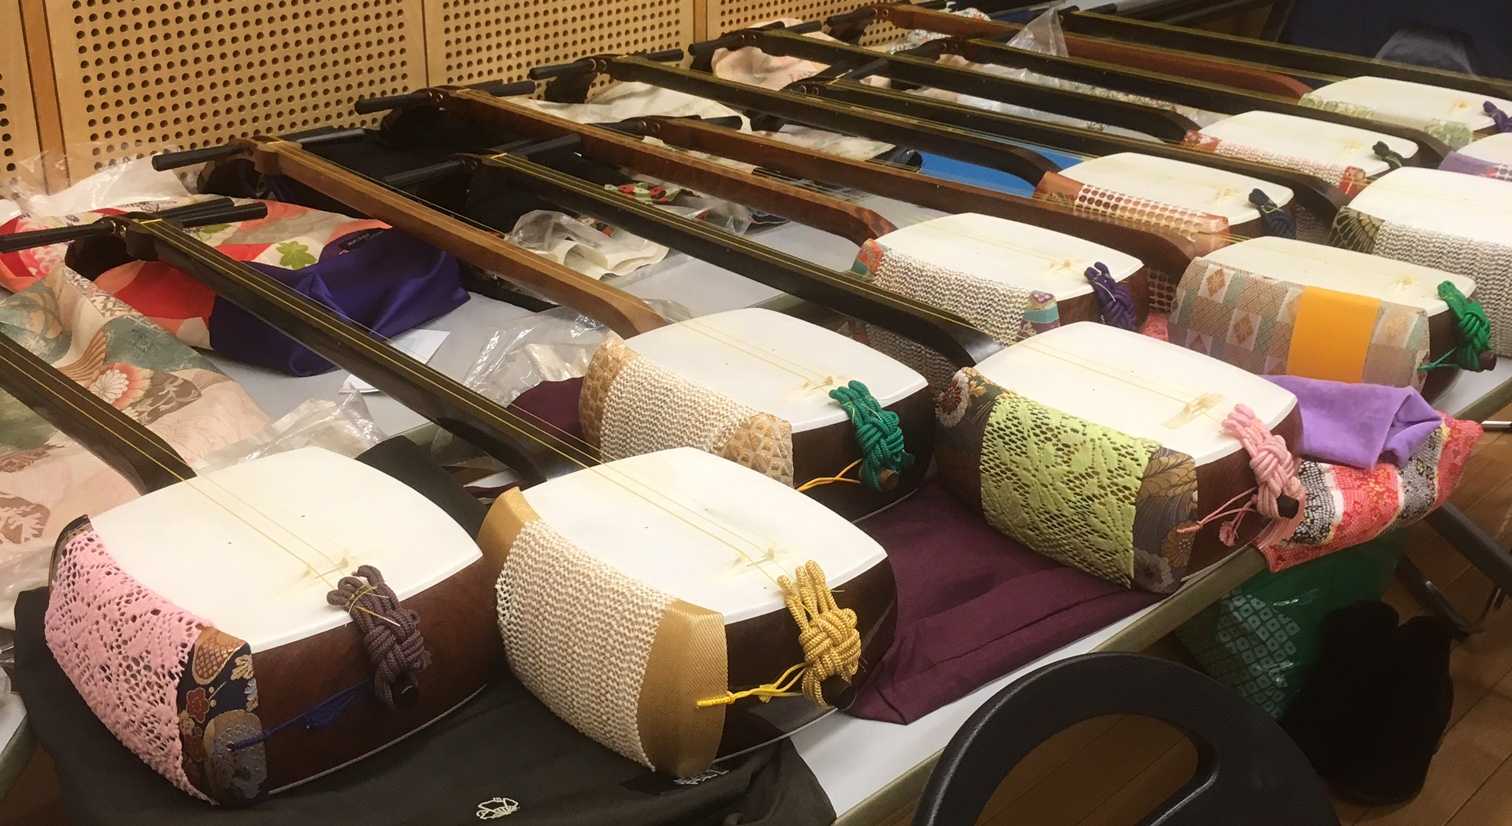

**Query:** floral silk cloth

left=0, top=199, right=467, bottom=376
left=934, top=367, right=1199, bottom=593
left=0, top=269, right=269, bottom=621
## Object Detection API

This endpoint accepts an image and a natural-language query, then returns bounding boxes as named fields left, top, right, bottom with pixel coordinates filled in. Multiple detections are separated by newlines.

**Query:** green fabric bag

left=1176, top=532, right=1404, bottom=717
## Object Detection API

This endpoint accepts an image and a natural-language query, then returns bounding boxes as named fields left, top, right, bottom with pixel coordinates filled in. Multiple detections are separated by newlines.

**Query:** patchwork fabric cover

left=1298, top=95, right=1475, bottom=149
left=1269, top=415, right=1480, bottom=571
left=1440, top=151, right=1512, bottom=181
left=1168, top=258, right=1431, bottom=389
left=44, top=518, right=266, bottom=805
left=849, top=239, right=1058, bottom=389
left=1182, top=132, right=1369, bottom=196
left=1331, top=208, right=1512, bottom=357
left=580, top=335, right=795, bottom=485
left=933, top=367, right=1199, bottom=593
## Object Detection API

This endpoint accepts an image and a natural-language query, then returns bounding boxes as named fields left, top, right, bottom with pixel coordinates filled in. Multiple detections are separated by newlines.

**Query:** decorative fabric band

left=44, top=519, right=267, bottom=804
left=497, top=517, right=672, bottom=769
left=934, top=369, right=1198, bottom=593
left=581, top=335, right=796, bottom=486
left=1183, top=132, right=1369, bottom=197
left=1033, top=171, right=1232, bottom=259
left=1169, top=258, right=1431, bottom=389
left=1439, top=151, right=1512, bottom=182
left=851, top=238, right=1057, bottom=390
left=1298, top=95, right=1475, bottom=149
left=1330, top=208, right=1511, bottom=358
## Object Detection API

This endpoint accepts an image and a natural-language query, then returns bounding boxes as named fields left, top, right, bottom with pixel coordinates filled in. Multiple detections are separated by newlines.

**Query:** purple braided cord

left=1084, top=261, right=1136, bottom=330
left=1486, top=101, right=1512, bottom=133
left=327, top=565, right=431, bottom=709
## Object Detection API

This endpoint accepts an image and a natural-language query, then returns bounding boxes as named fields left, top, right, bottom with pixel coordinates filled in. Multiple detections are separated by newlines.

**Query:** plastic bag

left=1, top=151, right=196, bottom=216
left=1176, top=531, right=1405, bottom=718
left=464, top=299, right=691, bottom=407
left=194, top=393, right=387, bottom=474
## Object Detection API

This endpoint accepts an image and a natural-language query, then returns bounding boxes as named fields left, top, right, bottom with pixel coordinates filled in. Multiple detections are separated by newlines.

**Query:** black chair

left=912, top=653, right=1339, bottom=826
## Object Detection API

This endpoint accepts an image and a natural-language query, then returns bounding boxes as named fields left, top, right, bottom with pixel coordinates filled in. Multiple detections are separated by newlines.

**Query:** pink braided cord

left=1220, top=404, right=1307, bottom=550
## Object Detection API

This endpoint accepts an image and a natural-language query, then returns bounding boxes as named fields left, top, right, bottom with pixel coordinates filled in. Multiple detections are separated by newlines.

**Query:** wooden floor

left=7, top=408, right=1512, bottom=825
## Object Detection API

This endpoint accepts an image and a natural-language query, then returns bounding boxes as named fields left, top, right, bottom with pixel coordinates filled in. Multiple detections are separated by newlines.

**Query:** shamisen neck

left=0, top=331, right=193, bottom=494
left=120, top=217, right=587, bottom=484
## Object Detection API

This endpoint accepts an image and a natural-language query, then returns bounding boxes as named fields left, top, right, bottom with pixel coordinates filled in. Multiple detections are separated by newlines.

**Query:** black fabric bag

left=14, top=439, right=835, bottom=825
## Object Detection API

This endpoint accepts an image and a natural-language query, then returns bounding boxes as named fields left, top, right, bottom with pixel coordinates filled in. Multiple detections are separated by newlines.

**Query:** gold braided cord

left=695, top=560, right=860, bottom=709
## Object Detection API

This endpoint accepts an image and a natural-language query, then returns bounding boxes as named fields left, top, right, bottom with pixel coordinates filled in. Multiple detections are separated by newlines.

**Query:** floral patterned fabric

left=934, top=367, right=1198, bottom=593
left=1168, top=258, right=1431, bottom=389
left=1269, top=415, right=1480, bottom=570
left=0, top=269, right=268, bottom=622
left=0, top=199, right=468, bottom=377
left=176, top=627, right=266, bottom=804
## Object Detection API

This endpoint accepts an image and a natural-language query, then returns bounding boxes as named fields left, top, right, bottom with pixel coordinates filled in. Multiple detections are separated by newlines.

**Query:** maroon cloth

left=848, top=482, right=1160, bottom=723
left=509, top=378, right=1161, bottom=725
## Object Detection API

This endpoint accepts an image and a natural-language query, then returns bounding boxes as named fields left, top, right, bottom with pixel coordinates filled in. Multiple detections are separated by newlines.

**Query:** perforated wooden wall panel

left=425, top=0, right=695, bottom=88
left=1, top=0, right=45, bottom=191
left=704, top=0, right=902, bottom=48
left=43, top=0, right=427, bottom=182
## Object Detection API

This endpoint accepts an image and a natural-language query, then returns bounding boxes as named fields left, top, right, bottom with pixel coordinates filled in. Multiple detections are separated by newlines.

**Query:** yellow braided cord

left=694, top=561, right=862, bottom=710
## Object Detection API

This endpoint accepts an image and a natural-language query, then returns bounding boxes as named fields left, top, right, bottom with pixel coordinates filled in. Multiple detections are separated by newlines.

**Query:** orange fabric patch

left=1286, top=287, right=1381, bottom=382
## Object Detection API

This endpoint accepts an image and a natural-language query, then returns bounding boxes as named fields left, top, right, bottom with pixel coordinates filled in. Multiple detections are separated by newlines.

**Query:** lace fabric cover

left=1034, top=172, right=1230, bottom=313
left=581, top=335, right=796, bottom=485
left=1330, top=208, right=1512, bottom=357
left=1298, top=95, right=1475, bottom=149
left=1273, top=415, right=1480, bottom=571
left=496, top=517, right=673, bottom=769
left=1182, top=132, right=1369, bottom=197
left=849, top=239, right=1058, bottom=390
left=44, top=519, right=267, bottom=804
left=934, top=368, right=1198, bottom=593
left=1169, top=258, right=1430, bottom=389
left=1440, top=151, right=1512, bottom=182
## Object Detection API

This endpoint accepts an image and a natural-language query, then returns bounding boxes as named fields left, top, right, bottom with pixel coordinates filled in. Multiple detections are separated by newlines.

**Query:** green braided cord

left=829, top=380, right=914, bottom=491
left=1422, top=280, right=1492, bottom=371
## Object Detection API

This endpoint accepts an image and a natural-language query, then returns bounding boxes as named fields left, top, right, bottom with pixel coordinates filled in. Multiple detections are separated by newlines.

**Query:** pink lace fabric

left=44, top=520, right=210, bottom=801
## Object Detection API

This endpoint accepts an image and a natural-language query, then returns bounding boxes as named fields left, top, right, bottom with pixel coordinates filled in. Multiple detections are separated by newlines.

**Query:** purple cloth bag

left=1266, top=375, right=1441, bottom=469
left=513, top=378, right=1160, bottom=725
left=207, top=229, right=467, bottom=376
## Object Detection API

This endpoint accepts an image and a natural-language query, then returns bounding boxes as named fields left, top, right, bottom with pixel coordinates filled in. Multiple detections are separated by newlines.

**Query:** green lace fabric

left=1298, top=95, right=1475, bottom=149
left=935, top=368, right=1199, bottom=593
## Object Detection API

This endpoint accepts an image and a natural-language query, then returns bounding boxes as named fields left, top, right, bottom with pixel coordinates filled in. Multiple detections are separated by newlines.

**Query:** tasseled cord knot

left=1422, top=280, right=1495, bottom=372
left=1084, top=261, right=1136, bottom=330
left=696, top=561, right=861, bottom=709
left=327, top=565, right=431, bottom=709
left=829, top=380, right=914, bottom=492
left=1179, top=404, right=1306, bottom=551
left=1249, top=189, right=1296, bottom=239
left=1373, top=141, right=1408, bottom=170
left=1487, top=101, right=1512, bottom=134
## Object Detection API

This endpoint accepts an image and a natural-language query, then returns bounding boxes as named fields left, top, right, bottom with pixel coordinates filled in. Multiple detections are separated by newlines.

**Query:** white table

left=6, top=193, right=1511, bottom=820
